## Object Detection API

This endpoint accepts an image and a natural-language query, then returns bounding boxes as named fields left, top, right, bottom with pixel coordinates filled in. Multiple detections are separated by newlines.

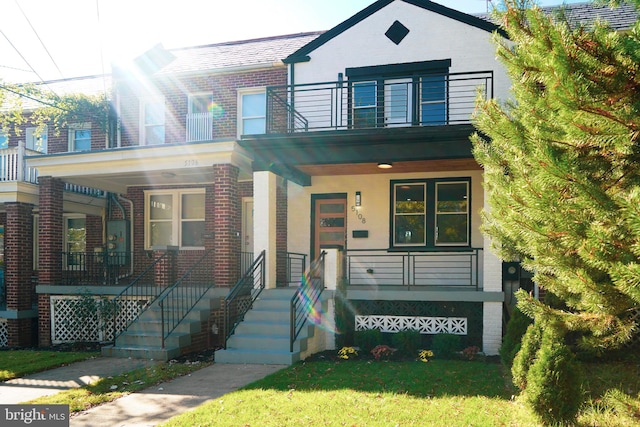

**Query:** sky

left=0, top=0, right=589, bottom=83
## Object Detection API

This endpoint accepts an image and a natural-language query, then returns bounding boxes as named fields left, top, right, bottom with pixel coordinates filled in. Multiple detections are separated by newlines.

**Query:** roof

left=284, top=0, right=506, bottom=64
left=150, top=32, right=324, bottom=76
left=476, top=1, right=638, bottom=31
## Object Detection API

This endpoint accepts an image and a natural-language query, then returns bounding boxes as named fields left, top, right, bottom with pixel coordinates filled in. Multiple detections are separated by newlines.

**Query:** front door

left=313, top=196, right=347, bottom=260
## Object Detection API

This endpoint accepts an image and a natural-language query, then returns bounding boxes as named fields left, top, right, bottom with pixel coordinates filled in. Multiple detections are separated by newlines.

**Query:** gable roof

left=284, top=0, right=507, bottom=64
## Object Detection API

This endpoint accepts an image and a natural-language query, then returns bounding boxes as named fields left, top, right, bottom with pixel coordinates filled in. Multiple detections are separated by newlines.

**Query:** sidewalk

left=0, top=356, right=286, bottom=426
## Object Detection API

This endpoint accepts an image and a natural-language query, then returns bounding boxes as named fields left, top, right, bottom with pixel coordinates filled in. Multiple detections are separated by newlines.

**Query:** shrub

left=462, top=346, right=480, bottom=361
left=354, top=329, right=382, bottom=354
left=370, top=344, right=396, bottom=360
left=524, top=325, right=584, bottom=426
left=391, top=329, right=421, bottom=358
left=500, top=307, right=533, bottom=367
left=512, top=321, right=543, bottom=391
left=431, top=333, right=461, bottom=359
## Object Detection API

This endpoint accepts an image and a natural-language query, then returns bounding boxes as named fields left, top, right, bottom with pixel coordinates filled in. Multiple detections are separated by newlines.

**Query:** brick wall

left=118, top=67, right=287, bottom=146
left=276, top=177, right=288, bottom=285
left=213, top=164, right=240, bottom=287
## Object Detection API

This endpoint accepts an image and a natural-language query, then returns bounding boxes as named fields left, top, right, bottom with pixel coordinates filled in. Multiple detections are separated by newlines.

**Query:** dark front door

left=312, top=196, right=347, bottom=260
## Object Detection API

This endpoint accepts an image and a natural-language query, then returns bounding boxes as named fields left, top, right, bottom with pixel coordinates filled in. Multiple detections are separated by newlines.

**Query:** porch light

left=355, top=191, right=362, bottom=207
left=377, top=162, right=393, bottom=169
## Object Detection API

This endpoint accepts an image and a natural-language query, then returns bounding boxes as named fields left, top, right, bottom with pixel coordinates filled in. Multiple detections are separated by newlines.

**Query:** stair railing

left=110, top=251, right=169, bottom=341
left=290, top=251, right=326, bottom=352
left=158, top=248, right=216, bottom=348
left=223, top=250, right=266, bottom=347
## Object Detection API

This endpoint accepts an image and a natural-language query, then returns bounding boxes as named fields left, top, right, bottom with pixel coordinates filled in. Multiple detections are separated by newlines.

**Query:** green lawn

left=161, top=358, right=640, bottom=427
left=0, top=350, right=99, bottom=381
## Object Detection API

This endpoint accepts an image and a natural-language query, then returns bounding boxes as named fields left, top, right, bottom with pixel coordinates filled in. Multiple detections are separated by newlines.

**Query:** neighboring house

left=0, top=0, right=636, bottom=362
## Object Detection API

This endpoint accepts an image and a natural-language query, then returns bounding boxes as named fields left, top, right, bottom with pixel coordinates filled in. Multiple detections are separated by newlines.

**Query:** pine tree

left=472, top=0, right=640, bottom=353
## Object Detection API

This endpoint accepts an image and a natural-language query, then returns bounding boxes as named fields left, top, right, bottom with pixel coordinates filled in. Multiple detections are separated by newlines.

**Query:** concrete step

left=126, top=318, right=202, bottom=334
left=214, top=348, right=300, bottom=365
left=225, top=333, right=307, bottom=352
left=101, top=344, right=181, bottom=361
left=116, top=330, right=191, bottom=348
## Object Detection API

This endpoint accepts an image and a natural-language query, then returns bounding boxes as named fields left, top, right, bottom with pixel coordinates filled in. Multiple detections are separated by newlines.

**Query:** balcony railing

left=186, top=112, right=214, bottom=142
left=59, top=251, right=155, bottom=286
left=0, top=145, right=39, bottom=183
left=265, top=71, right=493, bottom=134
left=346, top=248, right=483, bottom=290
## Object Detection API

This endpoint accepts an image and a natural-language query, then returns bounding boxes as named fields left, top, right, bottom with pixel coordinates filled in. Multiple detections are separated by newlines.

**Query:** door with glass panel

left=313, top=197, right=347, bottom=260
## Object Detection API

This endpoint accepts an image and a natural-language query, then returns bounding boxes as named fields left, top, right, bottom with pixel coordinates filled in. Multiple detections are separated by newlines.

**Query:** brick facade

left=212, top=164, right=241, bottom=287
left=276, top=177, right=288, bottom=285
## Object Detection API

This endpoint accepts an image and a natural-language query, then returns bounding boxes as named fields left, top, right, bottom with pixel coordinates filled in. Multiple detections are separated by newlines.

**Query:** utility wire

left=0, top=28, right=47, bottom=83
left=14, top=0, right=64, bottom=79
left=96, top=0, right=109, bottom=97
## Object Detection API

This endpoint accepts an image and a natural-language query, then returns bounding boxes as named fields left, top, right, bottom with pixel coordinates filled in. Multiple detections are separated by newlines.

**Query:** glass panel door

left=314, top=198, right=347, bottom=259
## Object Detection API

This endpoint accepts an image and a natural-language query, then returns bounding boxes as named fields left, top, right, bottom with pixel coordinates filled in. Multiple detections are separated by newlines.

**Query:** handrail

left=158, top=248, right=215, bottom=348
left=223, top=250, right=266, bottom=346
left=110, top=251, right=169, bottom=341
left=290, top=251, right=326, bottom=352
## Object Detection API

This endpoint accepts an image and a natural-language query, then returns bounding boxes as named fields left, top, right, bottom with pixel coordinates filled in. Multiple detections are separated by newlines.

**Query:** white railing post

left=17, top=141, right=25, bottom=182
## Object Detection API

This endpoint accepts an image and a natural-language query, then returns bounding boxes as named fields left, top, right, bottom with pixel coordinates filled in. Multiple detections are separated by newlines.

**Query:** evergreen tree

left=472, top=0, right=640, bottom=353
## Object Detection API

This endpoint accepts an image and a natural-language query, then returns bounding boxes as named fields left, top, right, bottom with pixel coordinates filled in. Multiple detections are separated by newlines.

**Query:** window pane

left=0, top=134, right=8, bottom=149
left=182, top=221, right=204, bottom=247
left=395, top=184, right=425, bottom=213
left=243, top=118, right=266, bottom=135
left=437, top=183, right=468, bottom=213
left=190, top=95, right=211, bottom=114
left=395, top=215, right=425, bottom=244
left=319, top=231, right=345, bottom=242
left=388, top=83, right=409, bottom=121
left=353, top=108, right=377, bottom=128
left=421, top=76, right=445, bottom=101
left=354, top=82, right=376, bottom=107
left=67, top=218, right=86, bottom=251
left=146, top=125, right=165, bottom=145
left=320, top=217, right=344, bottom=227
left=182, top=193, right=205, bottom=219
left=74, top=129, right=91, bottom=151
left=150, top=195, right=173, bottom=220
left=145, top=102, right=164, bottom=124
left=242, top=93, right=266, bottom=117
left=421, top=103, right=446, bottom=125
left=150, top=222, right=172, bottom=246
left=436, top=214, right=467, bottom=244
left=319, top=203, right=345, bottom=214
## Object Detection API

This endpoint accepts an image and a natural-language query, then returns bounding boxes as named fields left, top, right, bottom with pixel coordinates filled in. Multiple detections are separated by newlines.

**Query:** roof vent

left=385, top=20, right=410, bottom=45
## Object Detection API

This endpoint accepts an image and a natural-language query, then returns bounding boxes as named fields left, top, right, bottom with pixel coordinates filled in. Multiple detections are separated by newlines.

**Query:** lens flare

left=208, top=102, right=225, bottom=118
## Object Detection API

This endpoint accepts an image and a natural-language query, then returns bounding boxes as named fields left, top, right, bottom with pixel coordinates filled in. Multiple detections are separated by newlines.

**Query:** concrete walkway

left=0, top=356, right=286, bottom=427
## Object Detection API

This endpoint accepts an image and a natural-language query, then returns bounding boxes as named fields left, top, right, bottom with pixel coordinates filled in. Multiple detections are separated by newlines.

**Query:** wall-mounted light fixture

left=355, top=191, right=362, bottom=207
left=377, top=162, right=393, bottom=169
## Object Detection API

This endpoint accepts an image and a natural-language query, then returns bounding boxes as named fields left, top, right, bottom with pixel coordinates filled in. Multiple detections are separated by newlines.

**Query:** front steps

left=215, top=288, right=315, bottom=365
left=101, top=289, right=219, bottom=361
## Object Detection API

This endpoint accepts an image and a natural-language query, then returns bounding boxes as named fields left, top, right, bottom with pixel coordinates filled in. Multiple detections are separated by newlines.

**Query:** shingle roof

left=154, top=32, right=324, bottom=76
left=476, top=1, right=638, bottom=31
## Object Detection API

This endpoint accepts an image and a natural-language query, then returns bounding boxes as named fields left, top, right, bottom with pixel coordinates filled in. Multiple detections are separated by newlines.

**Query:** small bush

left=512, top=321, right=543, bottom=391
left=524, top=325, right=584, bottom=426
left=432, top=333, right=461, bottom=359
left=371, top=344, right=396, bottom=360
left=354, top=329, right=382, bottom=354
left=500, top=307, right=533, bottom=367
left=391, top=329, right=421, bottom=358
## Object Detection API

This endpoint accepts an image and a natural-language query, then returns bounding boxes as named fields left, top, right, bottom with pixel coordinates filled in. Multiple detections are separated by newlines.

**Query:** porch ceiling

left=296, top=158, right=482, bottom=177
left=27, top=141, right=253, bottom=194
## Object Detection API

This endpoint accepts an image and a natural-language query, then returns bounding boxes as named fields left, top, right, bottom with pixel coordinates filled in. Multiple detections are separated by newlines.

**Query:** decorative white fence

left=186, top=112, right=213, bottom=142
left=50, top=295, right=149, bottom=343
left=355, top=315, right=467, bottom=335
left=0, top=319, right=8, bottom=347
left=0, top=145, right=39, bottom=183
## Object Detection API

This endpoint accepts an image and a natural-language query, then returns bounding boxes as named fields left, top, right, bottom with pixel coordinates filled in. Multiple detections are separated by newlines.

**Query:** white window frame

left=144, top=188, right=206, bottom=250
left=238, top=87, right=266, bottom=138
left=140, top=96, right=165, bottom=145
left=26, top=125, right=48, bottom=153
left=68, top=123, right=92, bottom=152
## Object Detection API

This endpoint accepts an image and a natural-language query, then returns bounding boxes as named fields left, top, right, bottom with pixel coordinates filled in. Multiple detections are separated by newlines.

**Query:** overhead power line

left=0, top=28, right=47, bottom=83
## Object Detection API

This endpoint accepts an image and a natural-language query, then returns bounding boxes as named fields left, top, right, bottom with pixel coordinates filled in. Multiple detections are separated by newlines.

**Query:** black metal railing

left=158, top=248, right=215, bottom=348
left=278, top=251, right=307, bottom=285
left=110, top=251, right=169, bottom=341
left=266, top=71, right=493, bottom=134
left=223, top=250, right=266, bottom=346
left=346, top=248, right=483, bottom=290
left=290, top=251, right=326, bottom=352
left=240, top=251, right=254, bottom=276
left=60, top=251, right=150, bottom=286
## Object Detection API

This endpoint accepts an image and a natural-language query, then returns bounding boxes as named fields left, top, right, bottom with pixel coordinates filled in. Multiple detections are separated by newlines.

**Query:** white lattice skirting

left=355, top=315, right=467, bottom=335
left=51, top=296, right=148, bottom=344
left=0, top=319, right=8, bottom=347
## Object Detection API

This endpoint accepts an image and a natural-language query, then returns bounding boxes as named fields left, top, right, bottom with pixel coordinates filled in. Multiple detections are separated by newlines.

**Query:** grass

left=160, top=357, right=640, bottom=427
left=0, top=349, right=99, bottom=381
left=27, top=359, right=211, bottom=412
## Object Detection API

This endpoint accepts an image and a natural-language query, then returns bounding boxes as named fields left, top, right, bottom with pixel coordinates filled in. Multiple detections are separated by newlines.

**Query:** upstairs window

left=391, top=178, right=470, bottom=249
left=239, top=89, right=266, bottom=136
left=26, top=126, right=48, bottom=153
left=420, top=75, right=447, bottom=125
left=141, top=97, right=165, bottom=145
left=68, top=123, right=92, bottom=152
left=0, top=132, right=8, bottom=149
left=353, top=81, right=377, bottom=128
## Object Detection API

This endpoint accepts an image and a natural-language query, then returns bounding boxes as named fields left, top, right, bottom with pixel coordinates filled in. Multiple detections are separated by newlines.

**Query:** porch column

left=5, top=202, right=35, bottom=347
left=38, top=176, right=64, bottom=347
left=254, top=171, right=277, bottom=289
left=275, top=178, right=288, bottom=286
left=482, top=186, right=504, bottom=356
left=212, top=164, right=240, bottom=287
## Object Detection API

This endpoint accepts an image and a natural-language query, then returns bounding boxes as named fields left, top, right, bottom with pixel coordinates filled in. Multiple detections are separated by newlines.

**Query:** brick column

left=276, top=177, right=288, bottom=286
left=5, top=202, right=35, bottom=347
left=38, top=176, right=64, bottom=347
left=212, top=164, right=240, bottom=287
left=153, top=246, right=178, bottom=288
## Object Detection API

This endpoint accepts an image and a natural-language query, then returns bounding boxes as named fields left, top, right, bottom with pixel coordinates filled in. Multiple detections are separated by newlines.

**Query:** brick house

left=1, top=0, right=636, bottom=363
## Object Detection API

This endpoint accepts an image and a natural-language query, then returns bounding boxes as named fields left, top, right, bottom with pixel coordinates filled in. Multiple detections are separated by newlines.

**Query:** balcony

left=265, top=71, right=493, bottom=134
left=186, top=112, right=214, bottom=142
